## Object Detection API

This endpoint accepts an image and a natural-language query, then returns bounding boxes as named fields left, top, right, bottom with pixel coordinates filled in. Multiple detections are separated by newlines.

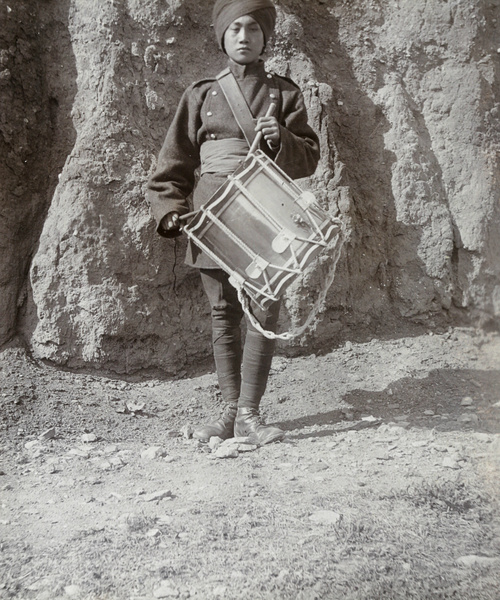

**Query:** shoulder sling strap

left=216, top=68, right=280, bottom=147
left=216, top=68, right=258, bottom=146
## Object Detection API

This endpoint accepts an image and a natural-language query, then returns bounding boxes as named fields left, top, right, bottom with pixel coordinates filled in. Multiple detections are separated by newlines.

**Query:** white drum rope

left=236, top=219, right=347, bottom=341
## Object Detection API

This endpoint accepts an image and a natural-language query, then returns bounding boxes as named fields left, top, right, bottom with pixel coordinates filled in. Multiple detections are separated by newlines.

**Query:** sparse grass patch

left=384, top=478, right=493, bottom=515
left=124, top=513, right=157, bottom=533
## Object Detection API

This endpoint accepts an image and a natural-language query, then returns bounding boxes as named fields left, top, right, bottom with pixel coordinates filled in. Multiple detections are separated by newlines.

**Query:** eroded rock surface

left=1, top=0, right=498, bottom=373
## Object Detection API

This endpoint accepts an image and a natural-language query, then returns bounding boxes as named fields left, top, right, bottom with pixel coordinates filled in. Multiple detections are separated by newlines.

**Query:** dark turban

left=212, top=0, right=277, bottom=50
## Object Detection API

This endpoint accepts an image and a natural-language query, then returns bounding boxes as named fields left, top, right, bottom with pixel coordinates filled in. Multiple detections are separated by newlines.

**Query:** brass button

left=212, top=90, right=218, bottom=95
left=207, top=111, right=213, bottom=116
left=267, top=73, right=272, bottom=79
left=210, top=133, right=216, bottom=139
left=269, top=93, right=276, bottom=99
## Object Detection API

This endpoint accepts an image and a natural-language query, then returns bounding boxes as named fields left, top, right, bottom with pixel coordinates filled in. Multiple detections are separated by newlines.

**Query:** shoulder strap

left=216, top=68, right=257, bottom=146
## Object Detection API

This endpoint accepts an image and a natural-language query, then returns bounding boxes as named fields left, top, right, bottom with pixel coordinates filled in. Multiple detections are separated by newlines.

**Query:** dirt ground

left=1, top=326, right=500, bottom=600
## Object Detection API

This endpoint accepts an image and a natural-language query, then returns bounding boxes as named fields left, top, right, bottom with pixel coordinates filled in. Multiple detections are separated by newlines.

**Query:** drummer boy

left=147, top=0, right=320, bottom=445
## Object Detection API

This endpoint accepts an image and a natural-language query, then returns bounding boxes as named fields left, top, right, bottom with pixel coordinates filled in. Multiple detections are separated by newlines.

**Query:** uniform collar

left=228, top=59, right=267, bottom=79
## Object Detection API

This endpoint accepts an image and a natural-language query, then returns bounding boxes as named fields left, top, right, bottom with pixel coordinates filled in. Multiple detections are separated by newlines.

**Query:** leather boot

left=193, top=403, right=238, bottom=442
left=234, top=407, right=284, bottom=446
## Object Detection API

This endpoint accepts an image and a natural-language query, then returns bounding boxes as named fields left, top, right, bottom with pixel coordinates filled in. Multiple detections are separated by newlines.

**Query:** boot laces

left=222, top=404, right=238, bottom=421
left=247, top=411, right=266, bottom=427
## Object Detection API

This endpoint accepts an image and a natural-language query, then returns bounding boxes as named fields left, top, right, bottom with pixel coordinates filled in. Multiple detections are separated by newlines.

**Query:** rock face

left=1, top=0, right=499, bottom=374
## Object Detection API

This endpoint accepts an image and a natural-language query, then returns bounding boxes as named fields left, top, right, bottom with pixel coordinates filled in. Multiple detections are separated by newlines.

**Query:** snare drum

left=183, top=150, right=340, bottom=309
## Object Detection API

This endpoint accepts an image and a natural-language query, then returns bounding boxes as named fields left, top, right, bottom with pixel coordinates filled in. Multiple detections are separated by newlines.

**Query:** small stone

left=208, top=436, right=223, bottom=451
left=344, top=341, right=353, bottom=351
left=141, top=446, right=167, bottom=460
left=308, top=462, right=330, bottom=472
left=423, top=410, right=435, bottom=416
left=180, top=424, right=193, bottom=439
left=142, top=490, right=173, bottom=502
left=214, top=446, right=239, bottom=459
left=382, top=425, right=406, bottom=436
left=25, top=440, right=40, bottom=450
left=432, top=445, right=449, bottom=452
left=46, top=462, right=58, bottom=474
left=231, top=570, right=245, bottom=579
left=126, top=402, right=145, bottom=414
left=68, top=448, right=90, bottom=458
left=236, top=443, right=258, bottom=453
left=361, top=415, right=379, bottom=423
left=157, top=515, right=173, bottom=525
left=492, top=400, right=500, bottom=408
left=81, top=433, right=97, bottom=443
left=64, top=585, right=82, bottom=597
left=309, top=510, right=341, bottom=525
left=98, top=460, right=113, bottom=471
left=457, top=555, right=499, bottom=567
left=146, top=528, right=161, bottom=538
left=473, top=433, right=491, bottom=442
left=442, top=456, right=461, bottom=469
left=412, top=440, right=429, bottom=447
left=461, top=397, right=474, bottom=406
left=459, top=413, right=478, bottom=424
left=166, top=430, right=180, bottom=438
left=40, top=428, right=56, bottom=440
left=154, top=580, right=180, bottom=598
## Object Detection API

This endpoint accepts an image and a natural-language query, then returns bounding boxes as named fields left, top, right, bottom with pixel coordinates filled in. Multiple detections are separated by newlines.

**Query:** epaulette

left=271, top=72, right=301, bottom=89
left=191, top=76, right=217, bottom=88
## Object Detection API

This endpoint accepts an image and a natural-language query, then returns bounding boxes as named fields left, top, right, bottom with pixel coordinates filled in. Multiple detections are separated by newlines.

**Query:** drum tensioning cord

left=236, top=219, right=347, bottom=341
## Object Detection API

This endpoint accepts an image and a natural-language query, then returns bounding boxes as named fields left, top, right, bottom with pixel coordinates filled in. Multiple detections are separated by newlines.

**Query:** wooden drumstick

left=178, top=209, right=199, bottom=222
left=248, top=102, right=276, bottom=155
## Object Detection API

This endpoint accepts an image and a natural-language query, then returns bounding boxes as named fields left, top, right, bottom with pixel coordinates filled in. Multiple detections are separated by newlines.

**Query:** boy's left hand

left=255, top=116, right=281, bottom=149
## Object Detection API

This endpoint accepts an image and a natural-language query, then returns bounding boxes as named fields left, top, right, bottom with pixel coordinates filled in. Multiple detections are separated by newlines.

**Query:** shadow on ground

left=275, top=368, right=500, bottom=439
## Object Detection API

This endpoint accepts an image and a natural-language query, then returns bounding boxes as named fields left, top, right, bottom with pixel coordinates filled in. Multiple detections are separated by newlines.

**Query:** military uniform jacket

left=147, top=59, right=320, bottom=269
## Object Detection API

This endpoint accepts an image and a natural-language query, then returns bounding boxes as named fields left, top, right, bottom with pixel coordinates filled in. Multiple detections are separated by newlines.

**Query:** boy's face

left=223, top=15, right=265, bottom=65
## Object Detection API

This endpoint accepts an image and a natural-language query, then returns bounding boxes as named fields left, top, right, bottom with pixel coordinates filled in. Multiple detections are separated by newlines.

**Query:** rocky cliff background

left=1, top=0, right=499, bottom=375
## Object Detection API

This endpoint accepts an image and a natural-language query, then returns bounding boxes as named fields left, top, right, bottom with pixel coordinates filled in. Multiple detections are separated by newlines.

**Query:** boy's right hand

left=161, top=212, right=182, bottom=232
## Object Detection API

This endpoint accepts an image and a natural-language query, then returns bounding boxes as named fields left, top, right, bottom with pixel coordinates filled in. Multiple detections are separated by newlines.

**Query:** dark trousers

left=199, top=269, right=281, bottom=410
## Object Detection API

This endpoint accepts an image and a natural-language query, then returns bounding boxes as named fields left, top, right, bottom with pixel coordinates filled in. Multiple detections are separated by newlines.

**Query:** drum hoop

left=251, top=151, right=302, bottom=195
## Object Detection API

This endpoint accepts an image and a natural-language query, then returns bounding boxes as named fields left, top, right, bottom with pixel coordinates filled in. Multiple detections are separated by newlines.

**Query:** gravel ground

left=1, top=327, right=499, bottom=599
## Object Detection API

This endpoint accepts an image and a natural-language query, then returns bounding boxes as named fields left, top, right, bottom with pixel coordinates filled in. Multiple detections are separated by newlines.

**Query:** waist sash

left=200, top=138, right=249, bottom=175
